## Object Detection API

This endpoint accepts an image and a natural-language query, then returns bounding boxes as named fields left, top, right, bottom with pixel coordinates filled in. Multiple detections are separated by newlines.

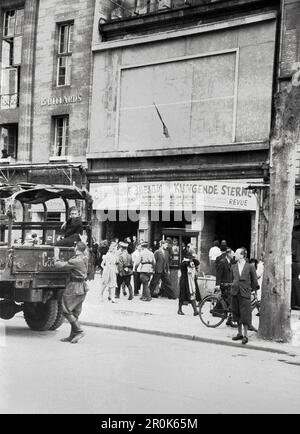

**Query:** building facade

left=88, top=0, right=280, bottom=271
left=0, top=0, right=298, bottom=267
left=0, top=0, right=95, bottom=235
left=0, top=0, right=95, bottom=185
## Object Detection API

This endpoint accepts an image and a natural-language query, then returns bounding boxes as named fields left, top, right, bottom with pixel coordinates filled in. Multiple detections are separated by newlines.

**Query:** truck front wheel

left=24, top=300, right=58, bottom=331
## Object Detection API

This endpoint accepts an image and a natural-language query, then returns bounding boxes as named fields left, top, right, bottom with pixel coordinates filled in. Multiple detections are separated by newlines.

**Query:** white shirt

left=132, top=250, right=141, bottom=272
left=138, top=249, right=155, bottom=274
left=257, top=261, right=264, bottom=280
left=238, top=260, right=246, bottom=276
left=209, top=246, right=221, bottom=261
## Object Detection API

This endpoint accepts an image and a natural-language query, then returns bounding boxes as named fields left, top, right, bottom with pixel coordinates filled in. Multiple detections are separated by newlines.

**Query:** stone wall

left=89, top=18, right=277, bottom=156
left=31, top=0, right=95, bottom=164
left=0, top=0, right=95, bottom=167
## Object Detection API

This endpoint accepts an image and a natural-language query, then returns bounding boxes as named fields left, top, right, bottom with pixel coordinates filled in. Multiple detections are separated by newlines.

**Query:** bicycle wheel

left=199, top=295, right=227, bottom=328
left=251, top=292, right=260, bottom=313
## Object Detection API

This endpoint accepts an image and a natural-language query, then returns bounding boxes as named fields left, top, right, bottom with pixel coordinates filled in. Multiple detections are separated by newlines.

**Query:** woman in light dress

left=101, top=242, right=118, bottom=303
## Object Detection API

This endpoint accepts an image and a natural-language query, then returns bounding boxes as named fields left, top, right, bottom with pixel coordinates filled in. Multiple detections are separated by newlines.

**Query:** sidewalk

left=80, top=274, right=300, bottom=355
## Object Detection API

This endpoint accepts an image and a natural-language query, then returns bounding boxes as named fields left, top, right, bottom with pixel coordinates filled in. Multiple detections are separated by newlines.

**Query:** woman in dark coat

left=178, top=251, right=201, bottom=316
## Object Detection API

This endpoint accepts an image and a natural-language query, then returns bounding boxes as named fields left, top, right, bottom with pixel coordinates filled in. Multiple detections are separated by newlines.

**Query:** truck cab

left=0, top=183, right=94, bottom=331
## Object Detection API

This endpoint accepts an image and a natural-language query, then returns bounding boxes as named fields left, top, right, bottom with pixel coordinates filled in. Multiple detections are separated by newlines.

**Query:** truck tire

left=24, top=300, right=58, bottom=331
left=49, top=300, right=65, bottom=331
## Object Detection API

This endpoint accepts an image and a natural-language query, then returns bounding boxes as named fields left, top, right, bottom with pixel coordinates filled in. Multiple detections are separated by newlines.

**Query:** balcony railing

left=0, top=93, right=19, bottom=110
left=101, top=0, right=193, bottom=23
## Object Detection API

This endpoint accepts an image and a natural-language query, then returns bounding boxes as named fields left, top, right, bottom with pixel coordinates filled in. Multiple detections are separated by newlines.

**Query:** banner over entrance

left=90, top=180, right=257, bottom=212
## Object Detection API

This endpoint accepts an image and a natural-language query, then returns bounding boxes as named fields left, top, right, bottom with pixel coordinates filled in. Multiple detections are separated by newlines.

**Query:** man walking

left=116, top=242, right=134, bottom=300
left=54, top=241, right=89, bottom=344
left=150, top=240, right=176, bottom=299
left=231, top=247, right=258, bottom=345
left=134, top=242, right=156, bottom=301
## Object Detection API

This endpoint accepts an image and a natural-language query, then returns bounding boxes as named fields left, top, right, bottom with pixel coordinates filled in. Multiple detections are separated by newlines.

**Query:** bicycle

left=198, top=286, right=261, bottom=328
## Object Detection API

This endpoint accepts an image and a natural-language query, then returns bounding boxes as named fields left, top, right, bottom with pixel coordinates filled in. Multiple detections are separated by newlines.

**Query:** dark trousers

left=56, top=234, right=80, bottom=247
left=150, top=272, right=175, bottom=299
left=134, top=271, right=141, bottom=295
left=116, top=275, right=133, bottom=298
left=140, top=273, right=152, bottom=299
left=210, top=260, right=216, bottom=276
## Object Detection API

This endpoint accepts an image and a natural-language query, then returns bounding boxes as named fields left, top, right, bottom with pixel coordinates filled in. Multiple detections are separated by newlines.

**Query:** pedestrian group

left=52, top=206, right=264, bottom=345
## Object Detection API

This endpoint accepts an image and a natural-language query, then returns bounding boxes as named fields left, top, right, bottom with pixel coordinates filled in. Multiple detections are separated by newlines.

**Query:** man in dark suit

left=149, top=240, right=175, bottom=299
left=231, top=247, right=258, bottom=345
left=215, top=248, right=236, bottom=327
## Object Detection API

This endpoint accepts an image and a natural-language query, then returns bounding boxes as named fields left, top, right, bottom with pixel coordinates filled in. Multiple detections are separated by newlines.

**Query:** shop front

left=89, top=179, right=258, bottom=273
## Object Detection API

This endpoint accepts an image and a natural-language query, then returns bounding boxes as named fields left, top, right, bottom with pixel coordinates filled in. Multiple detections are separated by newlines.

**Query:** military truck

left=0, top=183, right=94, bottom=331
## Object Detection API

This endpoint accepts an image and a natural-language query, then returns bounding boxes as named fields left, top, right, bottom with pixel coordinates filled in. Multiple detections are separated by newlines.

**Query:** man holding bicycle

left=215, top=248, right=236, bottom=327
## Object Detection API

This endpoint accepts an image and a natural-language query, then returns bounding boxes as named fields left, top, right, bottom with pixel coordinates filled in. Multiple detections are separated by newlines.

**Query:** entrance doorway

left=102, top=211, right=139, bottom=242
left=215, top=211, right=251, bottom=254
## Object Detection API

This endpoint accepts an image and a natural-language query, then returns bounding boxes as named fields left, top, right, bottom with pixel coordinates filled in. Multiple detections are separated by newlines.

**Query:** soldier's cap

left=119, top=241, right=128, bottom=248
left=140, top=242, right=149, bottom=248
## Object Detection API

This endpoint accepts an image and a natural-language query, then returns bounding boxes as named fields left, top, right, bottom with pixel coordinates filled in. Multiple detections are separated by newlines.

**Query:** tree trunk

left=259, top=67, right=300, bottom=343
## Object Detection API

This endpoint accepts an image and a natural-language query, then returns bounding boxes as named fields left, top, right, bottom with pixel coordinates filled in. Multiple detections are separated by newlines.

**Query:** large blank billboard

left=118, top=51, right=236, bottom=150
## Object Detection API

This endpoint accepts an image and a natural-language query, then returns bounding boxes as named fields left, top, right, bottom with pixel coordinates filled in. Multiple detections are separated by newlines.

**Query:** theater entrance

left=102, top=212, right=139, bottom=242
left=215, top=211, right=252, bottom=254
left=201, top=211, right=252, bottom=273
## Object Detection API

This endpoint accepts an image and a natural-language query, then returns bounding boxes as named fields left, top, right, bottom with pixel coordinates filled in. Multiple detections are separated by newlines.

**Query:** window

left=56, top=22, right=73, bottom=86
left=52, top=116, right=69, bottom=157
left=4, top=9, right=24, bottom=37
left=1, top=8, right=24, bottom=110
left=0, top=124, right=18, bottom=158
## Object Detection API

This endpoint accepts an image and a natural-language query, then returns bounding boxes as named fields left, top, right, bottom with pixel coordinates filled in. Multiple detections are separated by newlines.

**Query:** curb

left=81, top=321, right=297, bottom=356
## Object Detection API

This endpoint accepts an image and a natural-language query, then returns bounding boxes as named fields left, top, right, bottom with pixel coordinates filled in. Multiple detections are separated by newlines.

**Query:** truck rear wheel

left=49, top=300, right=65, bottom=331
left=24, top=300, right=58, bottom=331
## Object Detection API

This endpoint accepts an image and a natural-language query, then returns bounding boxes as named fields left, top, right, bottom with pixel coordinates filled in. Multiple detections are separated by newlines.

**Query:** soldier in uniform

left=54, top=241, right=89, bottom=344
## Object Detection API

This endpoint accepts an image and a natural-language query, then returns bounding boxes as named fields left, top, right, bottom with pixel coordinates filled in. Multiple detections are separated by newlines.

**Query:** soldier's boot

left=60, top=323, right=76, bottom=342
left=70, top=320, right=85, bottom=344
